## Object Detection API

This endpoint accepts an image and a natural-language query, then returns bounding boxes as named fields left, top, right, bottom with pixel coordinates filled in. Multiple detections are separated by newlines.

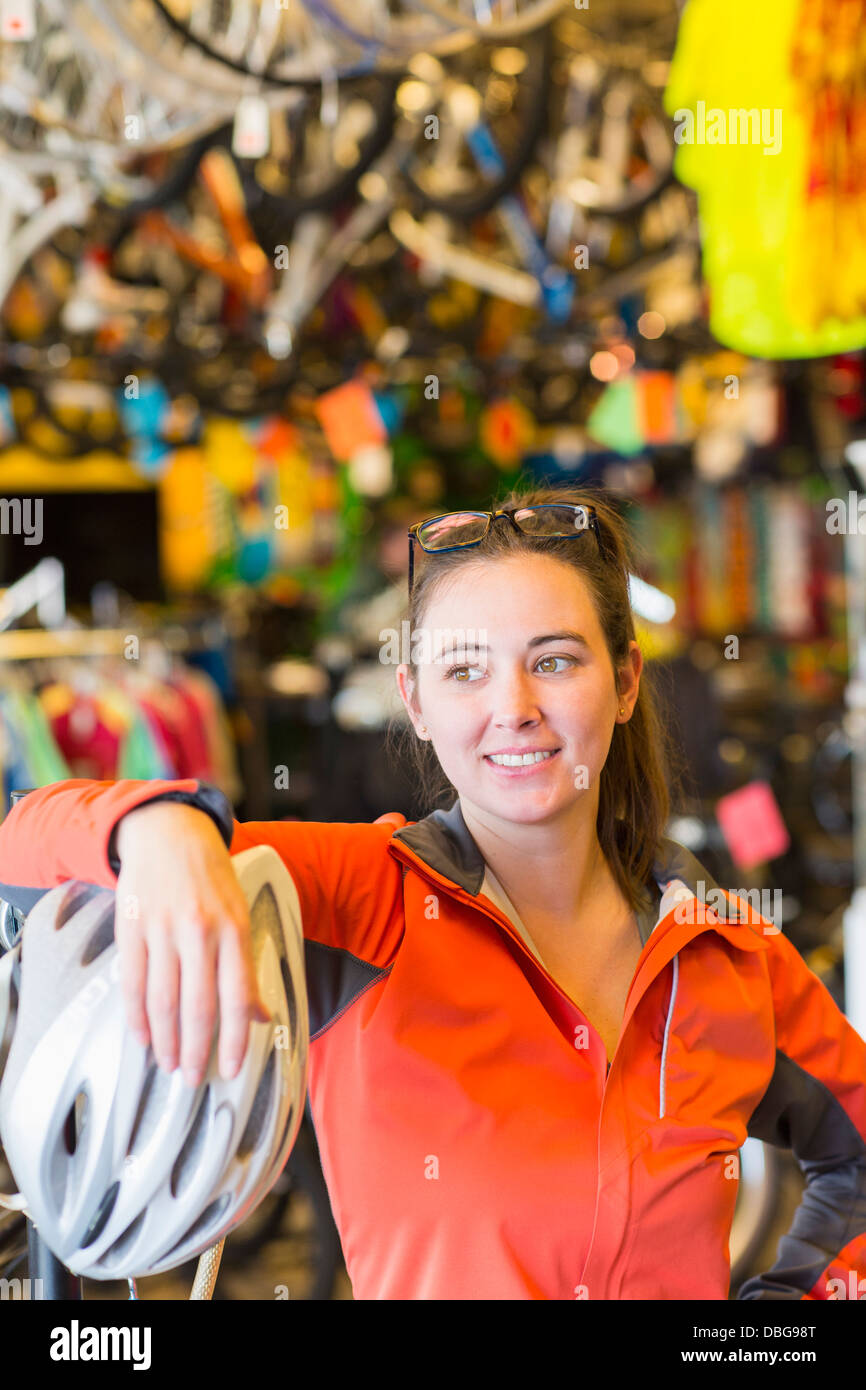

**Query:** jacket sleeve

left=0, top=778, right=236, bottom=911
left=739, top=924, right=866, bottom=1300
left=0, top=779, right=406, bottom=1038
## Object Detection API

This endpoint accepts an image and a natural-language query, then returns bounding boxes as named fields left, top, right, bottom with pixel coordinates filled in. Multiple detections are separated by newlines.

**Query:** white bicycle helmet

left=0, top=844, right=309, bottom=1280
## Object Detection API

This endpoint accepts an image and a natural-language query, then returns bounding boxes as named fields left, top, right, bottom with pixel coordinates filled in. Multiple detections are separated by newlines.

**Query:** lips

left=485, top=747, right=560, bottom=756
left=484, top=748, right=561, bottom=769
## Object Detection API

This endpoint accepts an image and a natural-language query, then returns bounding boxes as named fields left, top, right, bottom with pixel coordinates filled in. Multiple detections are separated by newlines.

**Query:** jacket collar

left=391, top=797, right=745, bottom=948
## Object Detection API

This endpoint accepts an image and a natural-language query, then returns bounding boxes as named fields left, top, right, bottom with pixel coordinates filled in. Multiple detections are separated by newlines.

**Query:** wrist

left=114, top=801, right=219, bottom=867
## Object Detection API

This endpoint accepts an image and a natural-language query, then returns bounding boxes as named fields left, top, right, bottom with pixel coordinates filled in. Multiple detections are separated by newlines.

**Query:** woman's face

left=396, top=552, right=642, bottom=827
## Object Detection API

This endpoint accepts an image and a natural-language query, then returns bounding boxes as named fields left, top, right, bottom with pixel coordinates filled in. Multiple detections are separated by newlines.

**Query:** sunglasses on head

left=407, top=504, right=605, bottom=595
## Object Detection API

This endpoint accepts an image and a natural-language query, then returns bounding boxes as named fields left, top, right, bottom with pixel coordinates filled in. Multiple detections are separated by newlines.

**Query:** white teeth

left=488, top=750, right=555, bottom=766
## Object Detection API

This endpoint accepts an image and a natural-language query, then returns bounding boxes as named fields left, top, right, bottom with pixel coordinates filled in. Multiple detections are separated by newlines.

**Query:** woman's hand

left=114, top=802, right=269, bottom=1087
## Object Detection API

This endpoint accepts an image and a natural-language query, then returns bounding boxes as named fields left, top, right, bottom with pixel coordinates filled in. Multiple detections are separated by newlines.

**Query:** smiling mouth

left=484, top=749, right=561, bottom=768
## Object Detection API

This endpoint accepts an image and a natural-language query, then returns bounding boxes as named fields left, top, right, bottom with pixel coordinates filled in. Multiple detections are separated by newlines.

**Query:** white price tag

left=232, top=97, right=270, bottom=160
left=0, top=0, right=35, bottom=40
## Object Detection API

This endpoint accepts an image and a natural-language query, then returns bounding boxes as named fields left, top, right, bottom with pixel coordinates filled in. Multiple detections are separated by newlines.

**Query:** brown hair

left=385, top=480, right=680, bottom=913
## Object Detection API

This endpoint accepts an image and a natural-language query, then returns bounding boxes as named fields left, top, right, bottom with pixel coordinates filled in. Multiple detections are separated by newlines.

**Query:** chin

left=470, top=787, right=576, bottom=824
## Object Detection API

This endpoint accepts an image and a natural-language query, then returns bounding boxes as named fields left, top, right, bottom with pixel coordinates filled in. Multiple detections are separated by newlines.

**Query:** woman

left=1, top=484, right=865, bottom=1301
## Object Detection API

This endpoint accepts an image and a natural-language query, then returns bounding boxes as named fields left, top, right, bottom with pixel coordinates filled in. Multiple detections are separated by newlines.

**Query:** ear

left=616, top=641, right=643, bottom=719
left=396, top=663, right=424, bottom=733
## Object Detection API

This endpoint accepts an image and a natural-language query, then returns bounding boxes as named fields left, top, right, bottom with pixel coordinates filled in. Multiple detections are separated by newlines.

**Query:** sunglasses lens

left=512, top=505, right=592, bottom=536
left=417, top=512, right=489, bottom=550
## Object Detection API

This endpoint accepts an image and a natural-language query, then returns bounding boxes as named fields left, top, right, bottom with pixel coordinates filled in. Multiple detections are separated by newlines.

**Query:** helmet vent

left=64, top=1090, right=88, bottom=1155
left=81, top=1180, right=120, bottom=1248
left=280, top=956, right=298, bottom=1051
left=56, top=884, right=102, bottom=930
left=249, top=884, right=283, bottom=964
left=166, top=1192, right=231, bottom=1259
left=170, top=1087, right=212, bottom=1199
left=102, top=1208, right=147, bottom=1265
left=127, top=1063, right=172, bottom=1156
left=47, top=1090, right=89, bottom=1216
left=236, top=1047, right=276, bottom=1160
left=274, top=1100, right=295, bottom=1163
left=81, top=903, right=116, bottom=966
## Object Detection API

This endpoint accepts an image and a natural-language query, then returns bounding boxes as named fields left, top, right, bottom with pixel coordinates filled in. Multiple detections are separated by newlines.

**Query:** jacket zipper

left=393, top=842, right=771, bottom=1297
left=393, top=844, right=725, bottom=1298
left=392, top=842, right=667, bottom=1072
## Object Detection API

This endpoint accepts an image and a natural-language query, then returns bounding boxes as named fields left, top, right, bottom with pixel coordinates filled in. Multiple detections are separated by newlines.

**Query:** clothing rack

left=0, top=560, right=242, bottom=810
left=0, top=628, right=130, bottom=660
left=0, top=558, right=65, bottom=633
left=0, top=560, right=216, bottom=660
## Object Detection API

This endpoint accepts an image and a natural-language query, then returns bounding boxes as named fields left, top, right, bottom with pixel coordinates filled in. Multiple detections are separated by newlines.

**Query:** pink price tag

left=1, top=0, right=35, bottom=39
left=715, top=780, right=790, bottom=871
left=232, top=97, right=270, bottom=160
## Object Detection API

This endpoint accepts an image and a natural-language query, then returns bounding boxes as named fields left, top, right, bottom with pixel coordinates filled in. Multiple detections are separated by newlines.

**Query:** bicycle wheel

left=231, top=74, right=399, bottom=233
left=67, top=0, right=297, bottom=104
left=96, top=129, right=227, bottom=218
left=96, top=145, right=283, bottom=404
left=151, top=0, right=492, bottom=72
left=1, top=0, right=237, bottom=148
left=401, top=26, right=552, bottom=221
left=150, top=0, right=386, bottom=84
left=547, top=44, right=674, bottom=223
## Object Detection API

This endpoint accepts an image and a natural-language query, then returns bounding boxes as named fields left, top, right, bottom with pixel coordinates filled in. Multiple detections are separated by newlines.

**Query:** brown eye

left=536, top=655, right=574, bottom=674
left=444, top=664, right=483, bottom=682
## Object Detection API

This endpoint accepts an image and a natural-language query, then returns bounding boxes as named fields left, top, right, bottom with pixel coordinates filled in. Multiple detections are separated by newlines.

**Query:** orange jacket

left=1, top=776, right=866, bottom=1301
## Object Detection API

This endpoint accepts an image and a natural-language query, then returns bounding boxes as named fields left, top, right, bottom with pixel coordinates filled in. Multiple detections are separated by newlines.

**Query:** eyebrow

left=432, top=631, right=591, bottom=661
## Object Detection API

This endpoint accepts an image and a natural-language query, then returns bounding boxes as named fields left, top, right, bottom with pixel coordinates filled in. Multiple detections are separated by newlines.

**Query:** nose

left=489, top=667, right=543, bottom=731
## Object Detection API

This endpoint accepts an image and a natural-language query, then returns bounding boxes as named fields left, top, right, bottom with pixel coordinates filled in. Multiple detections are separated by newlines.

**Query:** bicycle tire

left=89, top=198, right=297, bottom=413
left=151, top=0, right=487, bottom=74
left=96, top=130, right=224, bottom=220
left=33, top=0, right=240, bottom=146
left=148, top=0, right=381, bottom=86
left=563, top=135, right=676, bottom=220
left=92, top=76, right=396, bottom=250
left=234, top=76, right=400, bottom=228
left=401, top=25, right=552, bottom=221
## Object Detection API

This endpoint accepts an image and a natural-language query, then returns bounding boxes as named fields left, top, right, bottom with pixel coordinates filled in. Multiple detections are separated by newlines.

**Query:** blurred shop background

left=1, top=0, right=866, bottom=1300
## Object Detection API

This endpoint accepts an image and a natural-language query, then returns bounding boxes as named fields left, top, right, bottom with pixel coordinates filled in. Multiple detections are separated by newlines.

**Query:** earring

left=419, top=724, right=428, bottom=738
left=619, top=706, right=625, bottom=717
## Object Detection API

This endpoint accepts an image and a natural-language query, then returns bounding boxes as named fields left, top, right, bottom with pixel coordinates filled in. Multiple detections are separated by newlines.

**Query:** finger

left=222, top=895, right=269, bottom=1024
left=215, top=927, right=262, bottom=1080
left=178, top=928, right=218, bottom=1088
left=115, top=903, right=150, bottom=1048
left=145, top=930, right=181, bottom=1074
